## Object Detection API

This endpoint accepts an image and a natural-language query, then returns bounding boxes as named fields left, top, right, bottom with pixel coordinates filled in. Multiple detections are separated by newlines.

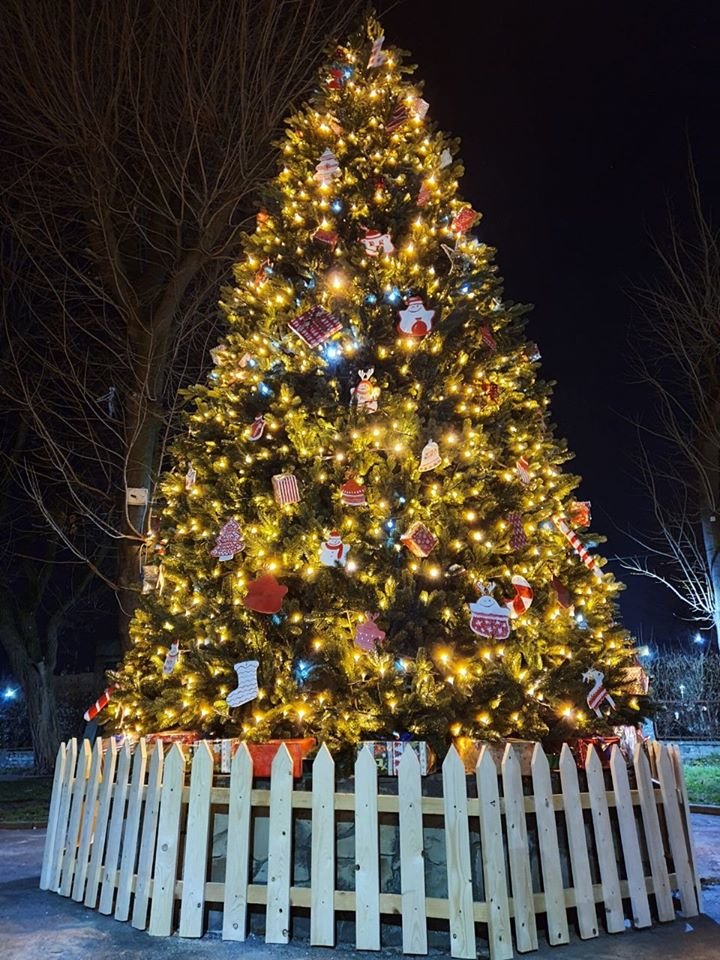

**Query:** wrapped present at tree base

left=145, top=729, right=199, bottom=747
left=359, top=740, right=435, bottom=776
left=223, top=737, right=316, bottom=777
left=563, top=735, right=621, bottom=768
left=455, top=737, right=537, bottom=775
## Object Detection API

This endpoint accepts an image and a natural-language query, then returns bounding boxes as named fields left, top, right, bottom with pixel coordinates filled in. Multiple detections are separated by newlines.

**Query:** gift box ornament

left=569, top=500, right=592, bottom=528
left=367, top=34, right=387, bottom=68
left=385, top=103, right=410, bottom=133
left=397, top=296, right=435, bottom=337
left=359, top=740, right=435, bottom=776
left=515, top=456, right=531, bottom=485
left=468, top=582, right=511, bottom=640
left=340, top=477, right=367, bottom=506
left=400, top=520, right=438, bottom=557
left=312, top=227, right=339, bottom=248
left=272, top=473, right=301, bottom=505
left=452, top=206, right=478, bottom=234
left=289, top=305, right=343, bottom=348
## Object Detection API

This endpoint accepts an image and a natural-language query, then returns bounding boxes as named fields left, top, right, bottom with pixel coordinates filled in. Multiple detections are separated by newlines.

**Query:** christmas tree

left=110, top=19, right=646, bottom=757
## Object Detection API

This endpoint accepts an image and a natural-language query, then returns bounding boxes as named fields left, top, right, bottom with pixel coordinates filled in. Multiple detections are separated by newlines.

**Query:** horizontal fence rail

left=40, top=738, right=700, bottom=959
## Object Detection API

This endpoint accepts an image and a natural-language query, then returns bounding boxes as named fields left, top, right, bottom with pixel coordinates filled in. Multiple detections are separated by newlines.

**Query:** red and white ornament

left=400, top=521, right=438, bottom=558
left=227, top=660, right=259, bottom=708
left=507, top=512, right=528, bottom=550
left=361, top=228, right=395, bottom=256
left=355, top=613, right=386, bottom=652
left=367, top=35, right=387, bottom=68
left=162, top=642, right=180, bottom=675
left=211, top=519, right=245, bottom=561
left=480, top=325, right=497, bottom=352
left=289, top=305, right=343, bottom=348
left=569, top=500, right=592, bottom=528
left=550, top=576, right=573, bottom=611
left=440, top=148, right=453, bottom=168
left=583, top=668, right=616, bottom=717
left=243, top=573, right=288, bottom=614
left=417, top=182, right=432, bottom=207
left=468, top=584, right=511, bottom=640
left=386, top=103, right=409, bottom=133
left=419, top=439, right=441, bottom=472
left=553, top=514, right=604, bottom=580
left=340, top=477, right=367, bottom=507
left=351, top=367, right=380, bottom=412
left=185, top=463, right=196, bottom=490
left=320, top=530, right=350, bottom=567
left=314, top=149, right=340, bottom=186
left=312, top=227, right=339, bottom=249
left=397, top=296, right=435, bottom=337
left=505, top=575, right=533, bottom=619
left=249, top=414, right=267, bottom=441
left=411, top=97, right=429, bottom=119
left=452, top=207, right=478, bottom=234
left=83, top=687, right=114, bottom=723
left=272, top=473, right=301, bottom=506
left=515, top=457, right=531, bottom=485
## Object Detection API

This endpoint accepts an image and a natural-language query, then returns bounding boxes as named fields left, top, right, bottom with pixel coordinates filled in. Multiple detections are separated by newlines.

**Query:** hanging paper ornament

left=480, top=325, right=497, bottom=352
left=440, top=147, right=453, bottom=168
left=256, top=209, right=270, bottom=227
left=312, top=227, right=339, bottom=249
left=468, top=584, right=511, bottom=640
left=516, top=457, right=531, bottom=485
left=289, top=305, right=343, bottom=348
left=419, top=439, right=441, bottom=472
left=623, top=657, right=650, bottom=695
left=162, top=642, right=180, bottom=675
left=142, top=564, right=160, bottom=594
left=553, top=514, right=604, bottom=580
left=211, top=519, right=245, bottom=561
left=417, top=182, right=431, bottom=207
left=400, top=521, right=438, bottom=558
left=327, top=65, right=344, bottom=90
left=386, top=103, right=410, bottom=133
left=252, top=258, right=272, bottom=288
left=452, top=207, right=478, bottom=234
left=341, top=477, right=367, bottom=507
left=482, top=381, right=500, bottom=404
left=272, top=473, right=301, bottom=506
left=367, top=34, right=387, bottom=68
left=504, top=575, right=534, bottom=619
left=569, top=500, right=592, bottom=528
left=249, top=414, right=267, bottom=441
left=243, top=573, right=288, bottom=614
left=490, top=297, right=503, bottom=312
left=411, top=97, right=429, bottom=119
left=83, top=687, right=114, bottom=722
left=583, top=668, right=616, bottom=717
left=185, top=463, right=196, bottom=491
left=239, top=352, right=254, bottom=368
left=351, top=367, right=380, bottom=412
left=507, top=512, right=528, bottom=550
left=361, top=228, right=395, bottom=256
left=227, top=661, right=260, bottom=708
left=314, top=148, right=340, bottom=186
left=525, top=342, right=542, bottom=362
left=355, top=613, right=386, bottom=652
left=320, top=530, right=350, bottom=567
left=397, top=296, right=435, bottom=337
left=550, top=576, right=573, bottom=610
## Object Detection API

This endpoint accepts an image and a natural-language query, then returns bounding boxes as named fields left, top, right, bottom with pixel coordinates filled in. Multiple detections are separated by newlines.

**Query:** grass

left=0, top=777, right=54, bottom=824
left=683, top=753, right=720, bottom=806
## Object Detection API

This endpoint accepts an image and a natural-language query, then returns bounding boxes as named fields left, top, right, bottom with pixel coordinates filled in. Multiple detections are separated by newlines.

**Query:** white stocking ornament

left=227, top=660, right=259, bottom=708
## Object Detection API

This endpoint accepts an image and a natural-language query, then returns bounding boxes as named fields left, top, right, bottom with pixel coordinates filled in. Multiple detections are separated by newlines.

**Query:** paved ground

left=1, top=819, right=719, bottom=960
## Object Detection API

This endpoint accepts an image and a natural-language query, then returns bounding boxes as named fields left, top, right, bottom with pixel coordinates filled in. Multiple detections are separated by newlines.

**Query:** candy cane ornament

left=83, top=687, right=114, bottom=722
left=505, top=575, right=533, bottom=618
left=553, top=514, right=604, bottom=580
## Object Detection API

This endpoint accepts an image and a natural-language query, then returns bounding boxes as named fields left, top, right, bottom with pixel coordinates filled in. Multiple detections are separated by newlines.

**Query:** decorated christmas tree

left=110, top=19, right=647, bottom=757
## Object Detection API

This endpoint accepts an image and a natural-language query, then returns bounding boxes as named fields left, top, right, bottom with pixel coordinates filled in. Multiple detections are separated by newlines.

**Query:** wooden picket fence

left=39, top=738, right=701, bottom=959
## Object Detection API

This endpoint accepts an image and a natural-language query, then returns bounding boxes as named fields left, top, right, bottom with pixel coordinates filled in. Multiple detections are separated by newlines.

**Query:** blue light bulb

left=365, top=293, right=377, bottom=305
left=331, top=200, right=343, bottom=213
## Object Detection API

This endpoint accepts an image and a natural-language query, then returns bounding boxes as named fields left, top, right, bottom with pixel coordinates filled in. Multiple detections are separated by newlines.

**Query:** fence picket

left=585, top=746, right=624, bottom=933
left=39, top=741, right=67, bottom=891
left=501, top=744, right=537, bottom=952
left=354, top=746, right=380, bottom=951
left=265, top=744, right=294, bottom=944
left=98, top=742, right=132, bottom=914
left=148, top=743, right=186, bottom=937
left=132, top=742, right=164, bottom=930
left=310, top=744, right=336, bottom=946
left=669, top=745, right=703, bottom=911
left=398, top=746, right=428, bottom=955
left=476, top=748, right=512, bottom=960
left=71, top=740, right=103, bottom=901
left=49, top=738, right=77, bottom=893
left=558, top=745, right=597, bottom=939
left=632, top=744, right=674, bottom=921
left=84, top=739, right=117, bottom=908
left=59, top=739, right=92, bottom=897
left=114, top=739, right=148, bottom=921
left=443, top=747, right=476, bottom=959
left=608, top=746, right=651, bottom=928
left=530, top=745, right=569, bottom=945
left=179, top=741, right=214, bottom=937
left=222, top=743, right=253, bottom=941
left=656, top=744, right=698, bottom=917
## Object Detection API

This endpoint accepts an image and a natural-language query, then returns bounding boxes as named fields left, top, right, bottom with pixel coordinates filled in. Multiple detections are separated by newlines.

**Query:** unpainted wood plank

left=179, top=741, right=214, bottom=937
left=84, top=739, right=117, bottom=908
left=558, top=745, right=598, bottom=940
left=398, top=746, right=428, bottom=955
left=71, top=740, right=103, bottom=901
left=443, top=746, right=476, bottom=959
left=632, top=744, right=674, bottom=922
left=59, top=739, right=92, bottom=897
left=222, top=743, right=253, bottom=941
left=608, top=746, right=651, bottom=928
left=310, top=744, right=336, bottom=946
left=265, top=744, right=294, bottom=944
left=530, top=744, right=569, bottom=945
left=98, top=741, right=132, bottom=914
left=39, top=741, right=67, bottom=891
left=148, top=744, right=186, bottom=937
left=132, top=741, right=164, bottom=930
left=501, top=744, right=537, bottom=953
left=584, top=746, right=624, bottom=933
left=656, top=744, right=698, bottom=917
left=669, top=745, right=703, bottom=912
left=115, top=738, right=148, bottom=921
left=354, top=746, right=381, bottom=951
left=476, top=747, right=512, bottom=960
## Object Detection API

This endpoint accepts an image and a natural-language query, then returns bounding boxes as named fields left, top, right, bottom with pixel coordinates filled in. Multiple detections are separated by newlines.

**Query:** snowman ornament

left=361, top=228, right=395, bottom=257
left=320, top=530, right=350, bottom=567
left=397, top=296, right=435, bottom=338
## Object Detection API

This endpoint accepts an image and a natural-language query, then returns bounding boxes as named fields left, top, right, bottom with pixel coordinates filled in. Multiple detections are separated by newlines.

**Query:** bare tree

left=623, top=165, right=720, bottom=645
left=0, top=0, right=364, bottom=653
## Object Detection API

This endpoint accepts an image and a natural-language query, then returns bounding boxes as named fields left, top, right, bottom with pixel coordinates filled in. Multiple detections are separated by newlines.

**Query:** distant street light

left=693, top=632, right=705, bottom=645
left=3, top=687, right=17, bottom=700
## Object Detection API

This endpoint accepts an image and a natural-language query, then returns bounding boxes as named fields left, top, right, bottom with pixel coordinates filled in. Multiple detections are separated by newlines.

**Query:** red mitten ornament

left=243, top=573, right=288, bottom=614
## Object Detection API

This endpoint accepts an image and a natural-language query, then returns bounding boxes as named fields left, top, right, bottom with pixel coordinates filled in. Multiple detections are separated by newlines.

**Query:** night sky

left=381, top=0, right=720, bottom=645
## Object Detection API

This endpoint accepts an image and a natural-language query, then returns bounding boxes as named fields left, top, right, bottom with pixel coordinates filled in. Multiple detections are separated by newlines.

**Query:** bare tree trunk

left=700, top=435, right=720, bottom=646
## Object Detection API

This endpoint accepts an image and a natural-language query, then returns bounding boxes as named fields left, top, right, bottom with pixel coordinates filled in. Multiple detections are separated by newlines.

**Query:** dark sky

left=381, top=0, right=720, bottom=646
